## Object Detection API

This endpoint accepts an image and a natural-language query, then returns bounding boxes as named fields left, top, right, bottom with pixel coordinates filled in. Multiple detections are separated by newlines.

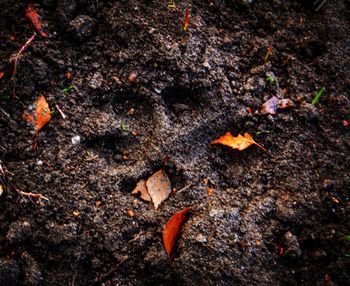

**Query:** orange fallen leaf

left=260, top=96, right=294, bottom=115
left=163, top=208, right=191, bottom=262
left=207, top=188, right=215, bottom=196
left=127, top=209, right=136, bottom=217
left=22, top=95, right=52, bottom=132
left=66, top=71, right=72, bottom=79
left=72, top=210, right=80, bottom=217
left=211, top=132, right=266, bottom=152
left=132, top=179, right=151, bottom=202
left=146, top=170, right=171, bottom=209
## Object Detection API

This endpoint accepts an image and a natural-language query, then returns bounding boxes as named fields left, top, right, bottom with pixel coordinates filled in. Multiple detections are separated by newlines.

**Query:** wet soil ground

left=0, top=0, right=350, bottom=285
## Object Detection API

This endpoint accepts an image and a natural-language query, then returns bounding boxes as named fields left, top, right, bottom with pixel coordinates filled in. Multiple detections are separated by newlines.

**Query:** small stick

left=314, top=0, right=327, bottom=11
left=1, top=163, right=49, bottom=201
left=177, top=183, right=193, bottom=194
left=55, top=104, right=67, bottom=119
left=10, top=33, right=36, bottom=96
left=0, top=108, right=11, bottom=119
left=15, top=188, right=49, bottom=201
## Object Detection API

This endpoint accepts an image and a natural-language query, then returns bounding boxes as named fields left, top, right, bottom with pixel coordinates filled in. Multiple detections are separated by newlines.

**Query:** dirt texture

left=1, top=0, right=350, bottom=285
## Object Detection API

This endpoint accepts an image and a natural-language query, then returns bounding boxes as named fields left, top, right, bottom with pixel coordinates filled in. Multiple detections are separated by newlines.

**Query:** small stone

left=195, top=233, right=207, bottom=243
left=128, top=72, right=137, bottom=83
left=91, top=257, right=103, bottom=269
left=71, top=135, right=81, bottom=145
left=154, top=87, right=161, bottom=94
left=310, top=249, right=327, bottom=260
left=0, top=259, right=20, bottom=286
left=322, top=179, right=334, bottom=191
left=6, top=220, right=32, bottom=244
left=283, top=231, right=301, bottom=258
left=69, top=15, right=96, bottom=41
left=36, top=160, right=43, bottom=166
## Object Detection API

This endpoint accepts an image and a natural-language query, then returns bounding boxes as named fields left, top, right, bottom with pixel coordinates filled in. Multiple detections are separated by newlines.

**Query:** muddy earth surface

left=0, top=0, right=350, bottom=285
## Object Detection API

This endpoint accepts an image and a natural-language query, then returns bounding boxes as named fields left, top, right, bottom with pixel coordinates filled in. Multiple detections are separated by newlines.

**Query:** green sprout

left=256, top=130, right=271, bottom=135
left=315, top=170, right=320, bottom=181
left=312, top=87, right=325, bottom=105
left=63, top=85, right=78, bottom=93
left=168, top=1, right=176, bottom=9
left=266, top=75, right=276, bottom=85
left=120, top=123, right=129, bottom=131
left=345, top=235, right=350, bottom=257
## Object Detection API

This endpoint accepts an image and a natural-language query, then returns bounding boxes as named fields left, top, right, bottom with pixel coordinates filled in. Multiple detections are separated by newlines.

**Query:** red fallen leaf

left=26, top=5, right=48, bottom=38
left=23, top=95, right=52, bottom=132
left=183, top=7, right=190, bottom=31
left=211, top=132, right=266, bottom=152
left=163, top=208, right=191, bottom=262
left=0, top=72, right=4, bottom=79
left=260, top=96, right=294, bottom=115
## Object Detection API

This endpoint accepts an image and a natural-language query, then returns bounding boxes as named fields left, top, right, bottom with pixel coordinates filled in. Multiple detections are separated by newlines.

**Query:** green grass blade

left=312, top=87, right=325, bottom=105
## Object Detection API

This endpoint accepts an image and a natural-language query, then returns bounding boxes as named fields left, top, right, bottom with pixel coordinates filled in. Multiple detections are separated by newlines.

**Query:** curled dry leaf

left=132, top=179, right=151, bottom=202
left=163, top=208, right=191, bottom=262
left=132, top=170, right=171, bottom=209
left=146, top=170, right=171, bottom=210
left=211, top=132, right=266, bottom=152
left=23, top=95, right=52, bottom=132
left=260, top=96, right=294, bottom=115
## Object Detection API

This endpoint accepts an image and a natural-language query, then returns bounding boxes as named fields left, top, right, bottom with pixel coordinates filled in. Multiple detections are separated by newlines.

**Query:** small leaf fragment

left=183, top=7, right=190, bottom=31
left=163, top=208, right=191, bottom=261
left=146, top=170, right=171, bottom=209
left=23, top=95, right=52, bottom=132
left=211, top=132, right=266, bottom=152
left=26, top=5, right=48, bottom=38
left=132, top=179, right=151, bottom=202
left=260, top=96, right=294, bottom=115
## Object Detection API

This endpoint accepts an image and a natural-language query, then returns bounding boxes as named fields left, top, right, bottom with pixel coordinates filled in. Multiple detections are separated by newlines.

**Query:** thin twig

left=314, top=0, right=327, bottom=11
left=0, top=108, right=11, bottom=119
left=1, top=162, right=49, bottom=201
left=10, top=33, right=36, bottom=96
left=55, top=104, right=67, bottom=119
left=177, top=183, right=193, bottom=194
left=15, top=188, right=49, bottom=201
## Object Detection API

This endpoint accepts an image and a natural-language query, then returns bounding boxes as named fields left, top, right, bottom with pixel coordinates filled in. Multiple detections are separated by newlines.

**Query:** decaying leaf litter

left=0, top=0, right=349, bottom=285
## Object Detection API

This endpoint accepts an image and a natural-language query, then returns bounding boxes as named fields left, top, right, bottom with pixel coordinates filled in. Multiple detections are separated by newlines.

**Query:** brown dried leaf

left=211, top=132, right=266, bottom=152
left=163, top=208, right=191, bottom=262
left=260, top=96, right=294, bottom=115
left=146, top=170, right=171, bottom=209
left=132, top=179, right=151, bottom=202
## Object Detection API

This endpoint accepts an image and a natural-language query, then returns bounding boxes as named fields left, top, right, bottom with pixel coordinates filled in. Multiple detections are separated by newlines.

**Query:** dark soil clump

left=1, top=0, right=349, bottom=285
